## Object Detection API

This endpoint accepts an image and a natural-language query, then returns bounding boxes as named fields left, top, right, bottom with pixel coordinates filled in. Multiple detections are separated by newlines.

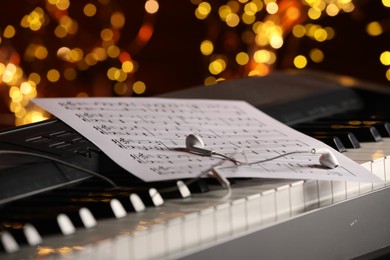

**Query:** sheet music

left=33, top=97, right=382, bottom=183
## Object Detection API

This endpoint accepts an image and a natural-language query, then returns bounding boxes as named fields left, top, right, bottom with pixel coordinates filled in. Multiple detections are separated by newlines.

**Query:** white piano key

left=230, top=198, right=247, bottom=234
left=289, top=180, right=305, bottom=216
left=93, top=239, right=112, bottom=260
left=166, top=217, right=183, bottom=254
left=246, top=193, right=262, bottom=228
left=275, top=184, right=290, bottom=220
left=372, top=157, right=386, bottom=185
left=345, top=181, right=360, bottom=198
left=112, top=234, right=131, bottom=260
left=385, top=156, right=390, bottom=184
left=331, top=180, right=346, bottom=203
left=317, top=180, right=332, bottom=207
left=199, top=207, right=215, bottom=243
left=72, top=244, right=94, bottom=260
left=182, top=212, right=200, bottom=248
left=359, top=181, right=374, bottom=194
left=214, top=202, right=231, bottom=239
left=359, top=161, right=374, bottom=194
left=260, top=189, right=276, bottom=225
left=148, top=224, right=166, bottom=259
left=131, top=229, right=149, bottom=260
left=303, top=180, right=319, bottom=210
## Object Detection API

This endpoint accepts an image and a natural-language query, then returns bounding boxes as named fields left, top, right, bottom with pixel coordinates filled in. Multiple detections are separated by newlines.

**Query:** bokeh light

left=0, top=0, right=388, bottom=128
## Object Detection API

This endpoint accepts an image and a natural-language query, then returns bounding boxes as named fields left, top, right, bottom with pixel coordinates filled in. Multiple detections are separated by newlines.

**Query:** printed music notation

left=33, top=97, right=382, bottom=183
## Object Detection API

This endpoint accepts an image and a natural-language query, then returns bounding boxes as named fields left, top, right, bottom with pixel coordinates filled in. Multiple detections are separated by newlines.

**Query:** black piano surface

left=1, top=70, right=390, bottom=259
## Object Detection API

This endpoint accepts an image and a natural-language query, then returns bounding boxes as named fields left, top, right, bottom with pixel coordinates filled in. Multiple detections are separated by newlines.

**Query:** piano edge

left=1, top=149, right=390, bottom=260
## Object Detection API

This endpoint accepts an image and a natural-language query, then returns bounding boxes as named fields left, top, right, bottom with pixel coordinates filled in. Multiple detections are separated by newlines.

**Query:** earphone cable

left=0, top=150, right=119, bottom=188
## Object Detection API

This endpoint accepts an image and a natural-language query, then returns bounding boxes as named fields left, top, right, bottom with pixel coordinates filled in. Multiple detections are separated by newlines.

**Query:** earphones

left=185, top=134, right=243, bottom=165
left=185, top=134, right=338, bottom=169
left=311, top=148, right=339, bottom=169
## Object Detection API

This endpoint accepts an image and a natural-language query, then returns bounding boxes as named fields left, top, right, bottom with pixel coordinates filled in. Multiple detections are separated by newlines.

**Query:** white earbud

left=185, top=134, right=214, bottom=156
left=311, top=148, right=339, bottom=169
left=185, top=134, right=339, bottom=169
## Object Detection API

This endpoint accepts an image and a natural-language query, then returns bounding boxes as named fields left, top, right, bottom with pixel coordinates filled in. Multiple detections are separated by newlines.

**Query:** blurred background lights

left=380, top=51, right=390, bottom=66
left=236, top=52, right=249, bottom=65
left=3, top=25, right=16, bottom=38
left=266, top=2, right=279, bottom=14
left=83, top=3, right=97, bottom=17
left=200, top=40, right=214, bottom=55
left=309, top=48, right=324, bottom=63
left=111, top=12, right=126, bottom=29
left=0, top=0, right=388, bottom=128
left=145, top=0, right=159, bottom=14
left=195, top=2, right=211, bottom=19
left=133, top=81, right=146, bottom=94
left=367, top=22, right=383, bottom=36
left=209, top=58, right=227, bottom=75
left=294, top=55, right=307, bottom=69
left=47, top=69, right=60, bottom=82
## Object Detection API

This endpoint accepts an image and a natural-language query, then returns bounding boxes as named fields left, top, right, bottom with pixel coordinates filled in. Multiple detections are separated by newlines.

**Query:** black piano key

left=310, top=136, right=346, bottom=152
left=45, top=189, right=146, bottom=213
left=103, top=177, right=192, bottom=199
left=294, top=125, right=382, bottom=142
left=299, top=131, right=360, bottom=149
left=314, top=119, right=390, bottom=137
left=53, top=182, right=165, bottom=207
left=74, top=175, right=209, bottom=195
left=59, top=177, right=190, bottom=201
left=1, top=222, right=42, bottom=247
left=16, top=196, right=127, bottom=219
left=159, top=180, right=191, bottom=199
left=1, top=203, right=96, bottom=229
left=0, top=210, right=76, bottom=236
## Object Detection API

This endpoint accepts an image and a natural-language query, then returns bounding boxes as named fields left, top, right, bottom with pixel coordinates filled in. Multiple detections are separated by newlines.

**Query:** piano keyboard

left=2, top=71, right=390, bottom=259
left=1, top=139, right=390, bottom=259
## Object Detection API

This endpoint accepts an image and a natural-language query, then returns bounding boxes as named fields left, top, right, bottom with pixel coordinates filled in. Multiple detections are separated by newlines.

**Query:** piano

left=1, top=70, right=390, bottom=259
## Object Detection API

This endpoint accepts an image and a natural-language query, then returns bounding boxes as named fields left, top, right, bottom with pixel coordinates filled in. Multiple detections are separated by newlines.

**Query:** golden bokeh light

left=209, top=58, right=227, bottom=75
left=47, top=69, right=60, bottom=82
left=122, top=61, right=135, bottom=73
left=111, top=12, right=126, bottom=29
left=226, top=13, right=240, bottom=27
left=0, top=0, right=387, bottom=128
left=63, top=68, right=77, bottom=81
left=367, top=21, right=383, bottom=36
left=294, top=55, right=307, bottom=69
left=3, top=25, right=16, bottom=38
left=196, top=2, right=212, bottom=19
left=309, top=48, right=324, bottom=63
left=84, top=3, right=97, bottom=17
left=145, top=0, right=159, bottom=14
left=380, top=51, right=390, bottom=66
left=266, top=2, right=278, bottom=14
left=133, top=81, right=146, bottom=94
left=236, top=52, right=249, bottom=65
left=114, top=82, right=128, bottom=95
left=200, top=40, right=214, bottom=55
